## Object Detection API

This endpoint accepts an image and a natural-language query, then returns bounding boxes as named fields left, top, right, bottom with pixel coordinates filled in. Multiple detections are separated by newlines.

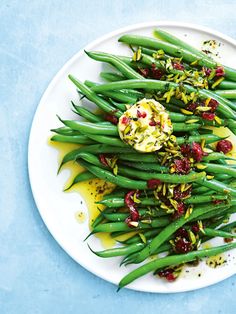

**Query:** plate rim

left=28, top=21, right=236, bottom=293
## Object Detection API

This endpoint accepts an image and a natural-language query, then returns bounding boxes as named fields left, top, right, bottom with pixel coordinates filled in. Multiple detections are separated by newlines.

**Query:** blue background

left=1, top=0, right=235, bottom=313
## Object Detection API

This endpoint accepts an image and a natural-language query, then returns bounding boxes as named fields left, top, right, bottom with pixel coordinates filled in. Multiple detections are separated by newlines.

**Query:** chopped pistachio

left=214, top=115, right=222, bottom=125
left=186, top=119, right=199, bottom=124
left=211, top=77, right=224, bottom=89
left=180, top=108, right=193, bottom=115
left=195, top=163, right=208, bottom=170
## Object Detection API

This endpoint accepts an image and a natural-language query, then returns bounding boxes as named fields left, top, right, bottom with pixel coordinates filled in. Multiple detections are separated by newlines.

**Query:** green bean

left=98, top=194, right=228, bottom=208
left=102, top=212, right=135, bottom=222
left=118, top=242, right=236, bottom=290
left=50, top=126, right=80, bottom=136
left=198, top=129, right=213, bottom=135
left=215, top=90, right=236, bottom=99
left=203, top=228, right=236, bottom=239
left=176, top=134, right=223, bottom=145
left=50, top=134, right=94, bottom=145
left=103, top=209, right=169, bottom=222
left=60, top=120, right=119, bottom=136
left=102, top=192, right=126, bottom=200
left=108, top=99, right=127, bottom=111
left=196, top=204, right=236, bottom=221
left=173, top=122, right=202, bottom=132
left=97, top=197, right=159, bottom=208
left=118, top=34, right=236, bottom=82
left=91, top=207, right=116, bottom=228
left=202, top=153, right=236, bottom=162
left=219, top=221, right=236, bottom=233
left=85, top=80, right=138, bottom=104
left=68, top=75, right=123, bottom=117
left=89, top=242, right=145, bottom=258
left=100, top=72, right=126, bottom=82
left=207, top=216, right=229, bottom=230
left=216, top=158, right=228, bottom=165
left=133, top=202, right=229, bottom=264
left=64, top=171, right=96, bottom=191
left=214, top=173, right=232, bottom=181
left=78, top=160, right=148, bottom=189
left=120, top=161, right=168, bottom=172
left=122, top=229, right=162, bottom=245
left=71, top=102, right=104, bottom=122
left=169, top=98, right=186, bottom=108
left=91, top=216, right=170, bottom=234
left=200, top=178, right=236, bottom=197
left=59, top=144, right=136, bottom=171
left=117, top=154, right=158, bottom=163
left=172, top=194, right=231, bottom=205
left=85, top=51, right=143, bottom=79
left=85, top=134, right=127, bottom=147
left=197, top=162, right=236, bottom=178
left=164, top=103, right=182, bottom=113
left=118, top=165, right=206, bottom=183
left=153, top=28, right=214, bottom=61
left=121, top=242, right=172, bottom=266
left=217, top=80, right=236, bottom=90
left=169, top=112, right=196, bottom=122
left=192, top=185, right=210, bottom=195
left=91, top=79, right=236, bottom=119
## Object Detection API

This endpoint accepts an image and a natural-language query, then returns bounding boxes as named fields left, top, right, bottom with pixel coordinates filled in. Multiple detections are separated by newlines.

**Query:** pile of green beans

left=51, top=28, right=236, bottom=290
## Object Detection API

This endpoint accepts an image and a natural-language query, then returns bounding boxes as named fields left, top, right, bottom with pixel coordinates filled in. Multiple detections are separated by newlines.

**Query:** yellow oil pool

left=49, top=140, right=116, bottom=248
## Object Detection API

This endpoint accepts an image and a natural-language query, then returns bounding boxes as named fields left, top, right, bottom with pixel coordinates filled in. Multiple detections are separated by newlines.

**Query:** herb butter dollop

left=118, top=98, right=173, bottom=152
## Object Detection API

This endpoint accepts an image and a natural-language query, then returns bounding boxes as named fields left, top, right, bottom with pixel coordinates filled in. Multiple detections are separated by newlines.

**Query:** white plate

left=28, top=21, right=236, bottom=293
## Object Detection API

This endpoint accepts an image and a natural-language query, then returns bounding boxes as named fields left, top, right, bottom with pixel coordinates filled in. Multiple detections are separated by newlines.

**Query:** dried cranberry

left=151, top=64, right=165, bottom=79
left=173, top=186, right=192, bottom=200
left=147, top=179, right=162, bottom=189
left=180, top=144, right=191, bottom=157
left=131, top=209, right=139, bottom=221
left=125, top=190, right=137, bottom=208
left=172, top=62, right=185, bottom=70
left=216, top=140, right=233, bottom=154
left=191, top=142, right=204, bottom=162
left=137, top=110, right=147, bottom=118
left=215, top=66, right=225, bottom=77
left=158, top=268, right=176, bottom=282
left=175, top=227, right=189, bottom=238
left=208, top=99, right=219, bottom=112
left=125, top=217, right=138, bottom=228
left=149, top=120, right=157, bottom=126
left=191, top=223, right=200, bottom=234
left=174, top=238, right=192, bottom=254
left=105, top=114, right=118, bottom=125
left=212, top=199, right=224, bottom=205
left=139, top=68, right=150, bottom=78
left=201, top=112, right=215, bottom=121
left=224, top=237, right=233, bottom=243
left=171, top=202, right=186, bottom=220
left=204, top=67, right=212, bottom=76
left=186, top=102, right=198, bottom=112
left=121, top=116, right=129, bottom=125
left=174, top=157, right=191, bottom=174
left=124, top=190, right=140, bottom=223
left=177, top=202, right=185, bottom=215
left=99, top=154, right=109, bottom=167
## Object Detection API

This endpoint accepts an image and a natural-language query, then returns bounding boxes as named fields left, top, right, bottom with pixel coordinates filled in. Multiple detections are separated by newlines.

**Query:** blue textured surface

left=1, top=1, right=236, bottom=313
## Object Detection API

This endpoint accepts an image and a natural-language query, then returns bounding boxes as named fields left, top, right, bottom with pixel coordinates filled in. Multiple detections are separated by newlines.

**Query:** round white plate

left=28, top=21, right=236, bottom=293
